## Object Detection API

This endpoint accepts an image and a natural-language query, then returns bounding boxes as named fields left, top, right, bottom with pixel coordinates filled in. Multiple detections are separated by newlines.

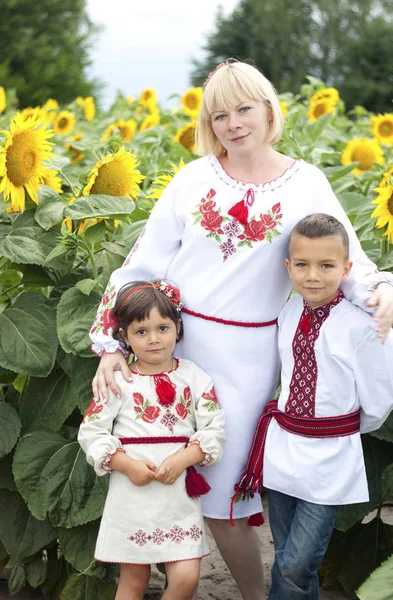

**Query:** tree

left=191, top=0, right=393, bottom=112
left=0, top=0, right=100, bottom=107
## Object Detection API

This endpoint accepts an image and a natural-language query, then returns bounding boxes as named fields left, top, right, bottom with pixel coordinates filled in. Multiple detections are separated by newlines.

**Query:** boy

left=232, top=213, right=393, bottom=599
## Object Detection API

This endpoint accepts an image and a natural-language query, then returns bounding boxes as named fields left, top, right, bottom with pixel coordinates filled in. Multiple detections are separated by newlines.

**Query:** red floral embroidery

left=175, top=386, right=192, bottom=420
left=82, top=398, right=105, bottom=423
left=128, top=524, right=203, bottom=546
left=90, top=284, right=118, bottom=336
left=193, top=188, right=283, bottom=261
left=133, top=392, right=161, bottom=424
left=202, top=387, right=220, bottom=412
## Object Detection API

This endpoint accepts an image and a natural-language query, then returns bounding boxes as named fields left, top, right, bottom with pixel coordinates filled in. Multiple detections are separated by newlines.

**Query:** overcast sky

left=85, top=0, right=239, bottom=109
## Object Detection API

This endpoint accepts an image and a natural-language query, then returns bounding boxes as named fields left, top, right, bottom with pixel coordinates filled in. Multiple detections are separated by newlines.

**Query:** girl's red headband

left=120, top=281, right=183, bottom=313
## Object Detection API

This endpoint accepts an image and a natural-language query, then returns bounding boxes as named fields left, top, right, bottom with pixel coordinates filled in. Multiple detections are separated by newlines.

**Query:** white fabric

left=264, top=294, right=393, bottom=505
left=78, top=359, right=225, bottom=564
left=90, top=155, right=393, bottom=519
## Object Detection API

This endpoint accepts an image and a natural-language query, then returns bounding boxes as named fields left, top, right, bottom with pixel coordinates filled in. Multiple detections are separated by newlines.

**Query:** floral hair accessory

left=152, top=280, right=184, bottom=313
left=120, top=281, right=184, bottom=313
left=203, top=62, right=227, bottom=90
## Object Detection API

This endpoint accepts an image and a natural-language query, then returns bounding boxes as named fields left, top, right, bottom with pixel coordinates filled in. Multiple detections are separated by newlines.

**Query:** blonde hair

left=195, top=60, right=284, bottom=156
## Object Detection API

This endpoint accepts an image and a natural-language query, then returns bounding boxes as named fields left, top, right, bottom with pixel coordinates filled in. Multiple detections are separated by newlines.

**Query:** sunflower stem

left=78, top=239, right=99, bottom=283
left=381, top=238, right=390, bottom=258
left=61, top=171, right=77, bottom=196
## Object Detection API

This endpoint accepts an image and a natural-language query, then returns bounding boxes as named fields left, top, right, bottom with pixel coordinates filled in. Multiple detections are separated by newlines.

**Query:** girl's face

left=122, top=306, right=179, bottom=372
left=210, top=98, right=271, bottom=156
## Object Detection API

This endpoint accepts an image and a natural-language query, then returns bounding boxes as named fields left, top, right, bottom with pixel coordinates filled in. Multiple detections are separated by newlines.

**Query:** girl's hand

left=367, top=282, right=393, bottom=343
left=126, top=459, right=157, bottom=486
left=92, top=349, right=132, bottom=401
left=154, top=455, right=187, bottom=485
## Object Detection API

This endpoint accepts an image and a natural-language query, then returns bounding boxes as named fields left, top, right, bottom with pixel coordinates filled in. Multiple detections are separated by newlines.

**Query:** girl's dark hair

left=112, top=280, right=184, bottom=350
left=288, top=213, right=350, bottom=259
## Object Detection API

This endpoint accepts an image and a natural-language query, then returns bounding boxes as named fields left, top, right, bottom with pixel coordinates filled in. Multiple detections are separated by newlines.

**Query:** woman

left=91, top=61, right=393, bottom=600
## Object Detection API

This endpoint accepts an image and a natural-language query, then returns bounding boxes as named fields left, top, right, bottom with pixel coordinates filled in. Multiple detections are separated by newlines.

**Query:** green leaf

left=0, top=403, right=22, bottom=458
left=48, top=156, right=71, bottom=172
left=59, top=520, right=105, bottom=577
left=377, top=250, right=393, bottom=271
left=7, top=563, right=26, bottom=595
left=382, top=464, right=393, bottom=500
left=60, top=573, right=116, bottom=600
left=370, top=412, right=393, bottom=443
left=57, top=287, right=101, bottom=357
left=336, top=436, right=393, bottom=531
left=13, top=430, right=108, bottom=527
left=25, top=554, right=47, bottom=588
left=337, top=192, right=368, bottom=213
left=304, top=112, right=333, bottom=143
left=64, top=194, right=135, bottom=220
left=82, top=221, right=107, bottom=246
left=325, top=163, right=358, bottom=183
left=70, top=356, right=100, bottom=413
left=20, top=368, right=75, bottom=432
left=41, top=555, right=71, bottom=600
left=0, top=269, right=22, bottom=288
left=0, top=453, right=17, bottom=491
left=76, top=279, right=99, bottom=296
left=0, top=226, right=61, bottom=266
left=0, top=292, right=58, bottom=376
left=356, top=554, right=393, bottom=600
left=35, top=187, right=66, bottom=230
left=0, top=490, right=56, bottom=561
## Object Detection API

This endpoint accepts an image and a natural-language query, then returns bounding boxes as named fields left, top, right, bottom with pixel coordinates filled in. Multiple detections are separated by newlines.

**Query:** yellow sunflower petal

left=341, top=137, right=385, bottom=177
left=370, top=113, right=393, bottom=145
left=83, top=147, right=145, bottom=199
left=181, top=87, right=203, bottom=118
left=174, top=123, right=196, bottom=152
left=54, top=110, right=76, bottom=135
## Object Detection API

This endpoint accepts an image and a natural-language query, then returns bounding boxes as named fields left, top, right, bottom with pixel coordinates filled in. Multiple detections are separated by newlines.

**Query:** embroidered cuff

left=101, top=447, right=125, bottom=472
left=90, top=340, right=129, bottom=358
left=188, top=439, right=212, bottom=467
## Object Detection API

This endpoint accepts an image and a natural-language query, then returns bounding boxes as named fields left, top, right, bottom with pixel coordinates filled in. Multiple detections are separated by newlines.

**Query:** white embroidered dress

left=78, top=359, right=225, bottom=564
left=264, top=295, right=393, bottom=505
left=90, top=156, right=393, bottom=519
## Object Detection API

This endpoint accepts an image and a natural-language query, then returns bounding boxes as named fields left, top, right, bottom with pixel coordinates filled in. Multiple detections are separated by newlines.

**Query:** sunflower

left=310, top=88, right=340, bottom=106
left=371, top=185, right=393, bottom=242
left=126, top=96, right=134, bottom=105
left=103, top=119, right=137, bottom=142
left=0, top=113, right=54, bottom=212
left=43, top=99, right=59, bottom=122
left=0, top=87, right=6, bottom=113
left=41, top=169, right=63, bottom=194
left=66, top=132, right=84, bottom=164
left=54, top=110, right=76, bottom=135
left=139, top=112, right=160, bottom=133
left=174, top=122, right=196, bottom=152
left=84, top=96, right=95, bottom=121
left=341, top=137, right=385, bottom=177
left=76, top=96, right=84, bottom=106
left=83, top=147, right=145, bottom=199
left=147, top=159, right=185, bottom=200
left=139, top=89, right=157, bottom=106
left=307, top=98, right=336, bottom=123
left=181, top=87, right=203, bottom=118
left=20, top=107, right=47, bottom=122
left=379, top=165, right=393, bottom=188
left=370, top=114, right=393, bottom=145
left=279, top=100, right=288, bottom=117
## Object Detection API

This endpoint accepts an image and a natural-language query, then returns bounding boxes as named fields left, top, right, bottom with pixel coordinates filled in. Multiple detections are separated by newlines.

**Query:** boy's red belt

left=119, top=436, right=211, bottom=499
left=230, top=400, right=361, bottom=526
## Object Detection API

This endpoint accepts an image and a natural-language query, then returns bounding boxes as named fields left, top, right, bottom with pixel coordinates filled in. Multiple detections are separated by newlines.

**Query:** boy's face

left=285, top=235, right=352, bottom=308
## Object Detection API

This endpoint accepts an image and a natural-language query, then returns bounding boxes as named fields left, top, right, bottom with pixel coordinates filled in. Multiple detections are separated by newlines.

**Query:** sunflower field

left=0, top=80, right=392, bottom=600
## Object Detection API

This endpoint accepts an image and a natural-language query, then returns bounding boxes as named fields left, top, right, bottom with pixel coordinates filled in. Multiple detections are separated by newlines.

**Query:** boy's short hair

left=288, top=214, right=350, bottom=259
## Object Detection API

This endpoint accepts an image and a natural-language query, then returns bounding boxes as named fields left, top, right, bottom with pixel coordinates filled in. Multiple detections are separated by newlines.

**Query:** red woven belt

left=230, top=399, right=361, bottom=525
left=119, top=436, right=189, bottom=444
left=182, top=307, right=278, bottom=328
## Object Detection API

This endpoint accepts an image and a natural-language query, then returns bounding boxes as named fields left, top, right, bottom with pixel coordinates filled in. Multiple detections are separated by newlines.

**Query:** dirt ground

left=0, top=501, right=351, bottom=600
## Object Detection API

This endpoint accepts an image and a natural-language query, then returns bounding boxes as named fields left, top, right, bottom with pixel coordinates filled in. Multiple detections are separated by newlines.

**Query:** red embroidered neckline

left=210, top=155, right=301, bottom=191
left=129, top=357, right=180, bottom=376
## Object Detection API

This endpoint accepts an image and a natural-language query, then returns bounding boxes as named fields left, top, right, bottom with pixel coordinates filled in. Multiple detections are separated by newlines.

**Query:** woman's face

left=210, top=98, right=271, bottom=156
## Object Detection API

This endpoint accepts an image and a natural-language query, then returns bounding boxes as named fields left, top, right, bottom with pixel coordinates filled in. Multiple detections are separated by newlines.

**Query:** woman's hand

left=92, top=349, right=132, bottom=401
left=367, top=282, right=393, bottom=342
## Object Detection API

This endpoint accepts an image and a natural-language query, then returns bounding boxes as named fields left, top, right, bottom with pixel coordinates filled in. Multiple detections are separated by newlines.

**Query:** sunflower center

left=388, top=192, right=393, bottom=216
left=379, top=121, right=393, bottom=137
left=352, top=147, right=374, bottom=171
left=180, top=128, right=195, bottom=149
left=90, top=162, right=130, bottom=196
left=6, top=131, right=39, bottom=186
left=314, top=103, right=327, bottom=118
left=186, top=95, right=198, bottom=110
left=58, top=118, right=67, bottom=129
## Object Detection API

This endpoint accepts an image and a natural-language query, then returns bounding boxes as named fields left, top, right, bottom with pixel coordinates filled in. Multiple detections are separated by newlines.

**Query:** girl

left=78, top=280, right=225, bottom=600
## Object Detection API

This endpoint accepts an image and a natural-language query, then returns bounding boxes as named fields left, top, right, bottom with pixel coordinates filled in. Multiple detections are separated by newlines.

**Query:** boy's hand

left=154, top=455, right=187, bottom=485
left=126, top=459, right=156, bottom=486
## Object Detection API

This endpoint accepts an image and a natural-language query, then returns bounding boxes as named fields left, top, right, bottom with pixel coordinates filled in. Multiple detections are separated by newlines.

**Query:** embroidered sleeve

left=189, top=369, right=226, bottom=466
left=78, top=386, right=124, bottom=476
left=89, top=177, right=185, bottom=356
left=102, top=447, right=126, bottom=472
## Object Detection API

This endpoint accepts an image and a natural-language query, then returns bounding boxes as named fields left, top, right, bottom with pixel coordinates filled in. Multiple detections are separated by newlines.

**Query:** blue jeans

left=267, top=489, right=338, bottom=600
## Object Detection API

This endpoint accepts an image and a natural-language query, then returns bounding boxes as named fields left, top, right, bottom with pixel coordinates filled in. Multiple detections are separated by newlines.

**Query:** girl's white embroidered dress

left=90, top=156, right=393, bottom=520
left=78, top=359, right=225, bottom=564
